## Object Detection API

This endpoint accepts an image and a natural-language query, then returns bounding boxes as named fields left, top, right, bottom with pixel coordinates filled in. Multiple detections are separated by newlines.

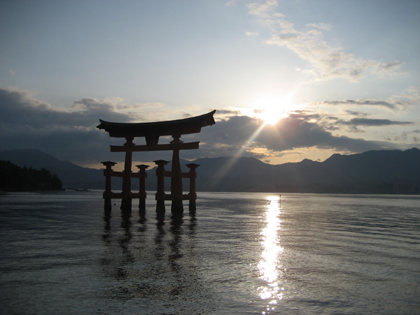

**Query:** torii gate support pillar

left=187, top=163, right=199, bottom=213
left=102, top=161, right=116, bottom=215
left=136, top=164, right=149, bottom=216
left=155, top=160, right=168, bottom=217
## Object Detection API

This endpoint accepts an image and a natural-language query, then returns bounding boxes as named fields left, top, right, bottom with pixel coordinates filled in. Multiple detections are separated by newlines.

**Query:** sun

left=253, top=94, right=296, bottom=125
left=259, top=109, right=286, bottom=125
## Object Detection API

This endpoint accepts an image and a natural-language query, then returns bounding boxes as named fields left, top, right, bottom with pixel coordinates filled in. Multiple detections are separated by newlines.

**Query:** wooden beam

left=110, top=141, right=200, bottom=152
left=163, top=171, right=173, bottom=177
left=110, top=171, right=124, bottom=177
left=110, top=171, right=143, bottom=178
left=163, top=194, right=195, bottom=201
left=110, top=192, right=123, bottom=198
left=97, top=110, right=216, bottom=138
left=182, top=172, right=192, bottom=178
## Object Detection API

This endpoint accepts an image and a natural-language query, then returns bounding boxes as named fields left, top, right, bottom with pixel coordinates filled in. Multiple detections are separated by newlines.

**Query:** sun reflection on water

left=258, top=195, right=283, bottom=313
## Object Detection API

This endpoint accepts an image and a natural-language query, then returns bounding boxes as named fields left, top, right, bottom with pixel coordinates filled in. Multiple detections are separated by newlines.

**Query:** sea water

left=0, top=191, right=419, bottom=314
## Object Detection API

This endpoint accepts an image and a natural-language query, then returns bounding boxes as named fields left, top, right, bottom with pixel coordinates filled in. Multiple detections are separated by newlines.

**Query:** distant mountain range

left=0, top=149, right=103, bottom=189
left=192, top=149, right=420, bottom=193
left=1, top=148, right=419, bottom=194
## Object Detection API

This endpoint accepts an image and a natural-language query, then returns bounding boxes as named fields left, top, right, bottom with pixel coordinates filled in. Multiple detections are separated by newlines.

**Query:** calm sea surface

left=0, top=191, right=419, bottom=314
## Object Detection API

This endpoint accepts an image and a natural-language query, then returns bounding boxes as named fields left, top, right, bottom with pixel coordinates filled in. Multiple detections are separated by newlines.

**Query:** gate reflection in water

left=99, top=211, right=208, bottom=311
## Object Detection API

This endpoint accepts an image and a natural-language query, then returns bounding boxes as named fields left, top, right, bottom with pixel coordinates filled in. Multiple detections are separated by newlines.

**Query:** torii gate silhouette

left=97, top=110, right=216, bottom=217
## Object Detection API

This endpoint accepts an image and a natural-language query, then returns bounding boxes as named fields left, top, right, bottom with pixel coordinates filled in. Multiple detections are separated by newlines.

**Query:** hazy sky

left=1, top=0, right=419, bottom=168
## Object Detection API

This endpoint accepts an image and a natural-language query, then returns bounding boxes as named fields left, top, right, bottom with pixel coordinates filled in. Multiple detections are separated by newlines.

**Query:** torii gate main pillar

left=121, top=137, right=134, bottom=213
left=154, top=159, right=168, bottom=216
left=171, top=135, right=184, bottom=214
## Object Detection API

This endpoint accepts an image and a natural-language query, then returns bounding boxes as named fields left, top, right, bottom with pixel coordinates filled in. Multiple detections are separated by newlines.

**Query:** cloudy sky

left=1, top=0, right=419, bottom=169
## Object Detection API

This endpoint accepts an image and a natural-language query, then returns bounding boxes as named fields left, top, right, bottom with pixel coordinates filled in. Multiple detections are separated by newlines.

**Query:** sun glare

left=260, top=110, right=286, bottom=125
left=253, top=94, right=296, bottom=125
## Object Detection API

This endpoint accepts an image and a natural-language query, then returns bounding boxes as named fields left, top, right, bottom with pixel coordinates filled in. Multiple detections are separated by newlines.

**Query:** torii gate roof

left=97, top=110, right=216, bottom=138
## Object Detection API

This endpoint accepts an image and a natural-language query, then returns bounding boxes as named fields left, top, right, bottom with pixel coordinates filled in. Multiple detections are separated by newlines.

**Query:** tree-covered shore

left=0, top=161, right=62, bottom=191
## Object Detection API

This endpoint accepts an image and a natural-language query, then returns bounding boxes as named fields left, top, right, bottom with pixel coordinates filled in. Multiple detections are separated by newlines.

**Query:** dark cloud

left=258, top=114, right=395, bottom=152
left=215, top=109, right=241, bottom=115
left=181, top=115, right=258, bottom=158
left=184, top=113, right=400, bottom=159
left=0, top=123, right=109, bottom=163
left=71, top=98, right=131, bottom=123
left=339, top=118, right=413, bottom=127
left=345, top=110, right=368, bottom=117
left=311, top=99, right=396, bottom=109
left=308, top=87, right=420, bottom=111
left=403, top=129, right=420, bottom=143
left=0, top=87, right=129, bottom=163
left=0, top=88, right=129, bottom=128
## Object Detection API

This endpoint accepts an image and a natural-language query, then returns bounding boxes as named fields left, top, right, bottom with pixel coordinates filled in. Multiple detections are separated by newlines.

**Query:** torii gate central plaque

left=97, top=110, right=216, bottom=216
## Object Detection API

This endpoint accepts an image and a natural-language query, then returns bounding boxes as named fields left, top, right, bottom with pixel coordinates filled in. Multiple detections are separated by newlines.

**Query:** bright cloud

left=247, top=0, right=404, bottom=81
left=306, top=23, right=332, bottom=31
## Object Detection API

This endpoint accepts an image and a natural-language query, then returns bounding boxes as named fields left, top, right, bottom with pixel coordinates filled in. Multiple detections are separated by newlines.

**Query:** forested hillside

left=0, top=161, right=62, bottom=191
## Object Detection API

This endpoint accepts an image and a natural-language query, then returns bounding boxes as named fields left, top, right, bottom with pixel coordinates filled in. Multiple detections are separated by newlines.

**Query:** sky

left=1, top=0, right=419, bottom=169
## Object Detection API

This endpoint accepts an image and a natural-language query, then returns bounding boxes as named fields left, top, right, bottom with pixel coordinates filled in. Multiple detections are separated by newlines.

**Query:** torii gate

left=96, top=110, right=216, bottom=216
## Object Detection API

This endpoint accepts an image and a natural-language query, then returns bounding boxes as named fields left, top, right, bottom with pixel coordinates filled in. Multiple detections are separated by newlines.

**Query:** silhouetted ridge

left=189, top=148, right=420, bottom=193
left=1, top=148, right=418, bottom=193
left=0, top=149, right=103, bottom=189
left=0, top=160, right=62, bottom=191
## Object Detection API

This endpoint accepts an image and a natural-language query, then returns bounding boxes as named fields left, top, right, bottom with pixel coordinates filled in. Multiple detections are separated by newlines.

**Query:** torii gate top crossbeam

left=97, top=110, right=216, bottom=144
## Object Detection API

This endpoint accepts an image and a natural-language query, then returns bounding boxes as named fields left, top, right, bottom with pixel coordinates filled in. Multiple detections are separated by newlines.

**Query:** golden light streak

left=258, top=195, right=283, bottom=311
